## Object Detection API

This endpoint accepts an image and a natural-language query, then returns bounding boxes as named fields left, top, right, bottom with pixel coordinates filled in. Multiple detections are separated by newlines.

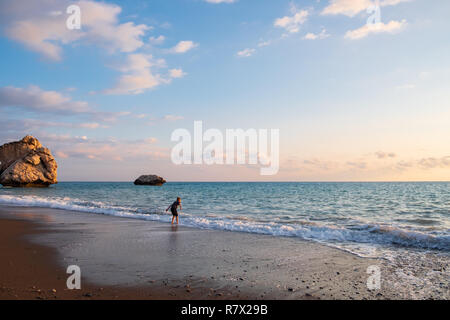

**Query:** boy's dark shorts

left=171, top=210, right=178, bottom=217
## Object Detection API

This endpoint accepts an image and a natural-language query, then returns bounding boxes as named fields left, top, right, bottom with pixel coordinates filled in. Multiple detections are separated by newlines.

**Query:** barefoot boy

left=166, top=197, right=182, bottom=224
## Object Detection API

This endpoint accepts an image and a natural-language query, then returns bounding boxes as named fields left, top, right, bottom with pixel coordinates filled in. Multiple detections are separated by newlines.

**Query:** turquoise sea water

left=0, top=182, right=449, bottom=259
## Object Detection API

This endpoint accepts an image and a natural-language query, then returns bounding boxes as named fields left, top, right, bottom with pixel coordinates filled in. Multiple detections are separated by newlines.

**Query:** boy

left=166, top=197, right=182, bottom=224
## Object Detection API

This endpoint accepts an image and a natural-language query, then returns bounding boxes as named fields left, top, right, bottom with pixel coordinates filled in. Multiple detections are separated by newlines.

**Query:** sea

left=0, top=181, right=449, bottom=262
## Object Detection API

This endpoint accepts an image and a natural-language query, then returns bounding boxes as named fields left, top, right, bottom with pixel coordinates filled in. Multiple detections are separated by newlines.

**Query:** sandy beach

left=2, top=204, right=447, bottom=300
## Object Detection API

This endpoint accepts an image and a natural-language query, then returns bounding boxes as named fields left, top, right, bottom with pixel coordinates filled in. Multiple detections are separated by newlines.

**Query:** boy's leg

left=171, top=216, right=174, bottom=224
left=176, top=216, right=179, bottom=224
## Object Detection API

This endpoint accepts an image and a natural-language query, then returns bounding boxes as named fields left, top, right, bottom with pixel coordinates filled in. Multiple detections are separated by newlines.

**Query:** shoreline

left=0, top=205, right=448, bottom=300
left=0, top=216, right=244, bottom=300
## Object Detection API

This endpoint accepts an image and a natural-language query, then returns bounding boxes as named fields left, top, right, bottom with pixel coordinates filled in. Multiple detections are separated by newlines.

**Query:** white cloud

left=103, top=54, right=164, bottom=95
left=0, top=85, right=91, bottom=114
left=149, top=35, right=165, bottom=45
left=163, top=115, right=184, bottom=121
left=0, top=0, right=150, bottom=61
left=274, top=7, right=309, bottom=34
left=169, top=68, right=187, bottom=79
left=117, top=53, right=165, bottom=72
left=170, top=40, right=198, bottom=54
left=303, top=29, right=330, bottom=40
left=257, top=40, right=271, bottom=47
left=204, top=0, right=236, bottom=3
left=78, top=0, right=149, bottom=53
left=322, top=0, right=372, bottom=17
left=322, top=0, right=412, bottom=17
left=345, top=20, right=407, bottom=39
left=237, top=48, right=256, bottom=57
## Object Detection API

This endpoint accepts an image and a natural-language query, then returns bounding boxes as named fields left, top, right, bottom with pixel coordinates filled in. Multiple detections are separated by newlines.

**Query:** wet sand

left=0, top=217, right=237, bottom=300
left=0, top=205, right=447, bottom=300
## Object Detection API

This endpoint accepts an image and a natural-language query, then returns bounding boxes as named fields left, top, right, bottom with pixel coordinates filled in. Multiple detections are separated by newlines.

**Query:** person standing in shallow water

left=166, top=197, right=182, bottom=224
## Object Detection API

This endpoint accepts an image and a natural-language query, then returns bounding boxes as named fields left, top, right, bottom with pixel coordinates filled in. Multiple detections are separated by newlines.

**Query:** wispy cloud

left=375, top=151, right=397, bottom=159
left=417, top=156, right=450, bottom=169
left=149, top=35, right=165, bottom=45
left=345, top=20, right=407, bottom=39
left=102, top=54, right=166, bottom=95
left=322, top=0, right=373, bottom=17
left=257, top=40, right=271, bottom=47
left=303, top=29, right=330, bottom=40
left=0, top=85, right=91, bottom=114
left=274, top=6, right=309, bottom=34
left=237, top=48, right=256, bottom=57
left=170, top=40, right=198, bottom=54
left=169, top=68, right=187, bottom=79
left=162, top=115, right=184, bottom=121
left=0, top=85, right=134, bottom=126
left=204, top=0, right=236, bottom=3
left=322, top=0, right=412, bottom=17
left=44, top=135, right=168, bottom=162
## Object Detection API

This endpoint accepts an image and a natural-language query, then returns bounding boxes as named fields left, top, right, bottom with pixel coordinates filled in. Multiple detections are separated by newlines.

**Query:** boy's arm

left=166, top=204, right=171, bottom=211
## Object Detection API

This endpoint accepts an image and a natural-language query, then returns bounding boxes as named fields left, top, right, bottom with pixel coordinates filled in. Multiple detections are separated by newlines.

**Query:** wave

left=0, top=195, right=449, bottom=253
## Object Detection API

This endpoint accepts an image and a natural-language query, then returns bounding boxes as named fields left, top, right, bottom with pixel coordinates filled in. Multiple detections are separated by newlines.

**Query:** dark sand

left=0, top=217, right=234, bottom=300
left=0, top=205, right=447, bottom=300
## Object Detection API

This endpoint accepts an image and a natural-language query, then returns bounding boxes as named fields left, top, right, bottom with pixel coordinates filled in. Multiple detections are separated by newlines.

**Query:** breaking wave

left=1, top=194, right=449, bottom=254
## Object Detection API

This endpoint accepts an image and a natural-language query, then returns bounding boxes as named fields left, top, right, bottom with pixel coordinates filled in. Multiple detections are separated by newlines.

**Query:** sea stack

left=134, top=175, right=166, bottom=186
left=0, top=135, right=58, bottom=187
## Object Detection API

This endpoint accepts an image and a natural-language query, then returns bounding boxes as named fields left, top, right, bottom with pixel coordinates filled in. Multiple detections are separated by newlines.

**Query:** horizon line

left=55, top=180, right=450, bottom=183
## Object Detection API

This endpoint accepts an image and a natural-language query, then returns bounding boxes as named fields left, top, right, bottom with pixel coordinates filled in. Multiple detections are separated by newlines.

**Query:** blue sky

left=0, top=0, right=449, bottom=181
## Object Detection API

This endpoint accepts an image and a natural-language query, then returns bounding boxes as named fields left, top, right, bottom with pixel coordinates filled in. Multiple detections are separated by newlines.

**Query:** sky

left=0, top=0, right=449, bottom=182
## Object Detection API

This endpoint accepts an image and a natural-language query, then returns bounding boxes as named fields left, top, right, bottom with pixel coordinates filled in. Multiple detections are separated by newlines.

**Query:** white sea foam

left=0, top=194, right=449, bottom=255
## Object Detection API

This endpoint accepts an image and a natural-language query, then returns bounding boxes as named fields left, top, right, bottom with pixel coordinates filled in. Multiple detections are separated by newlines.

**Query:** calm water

left=0, top=182, right=449, bottom=258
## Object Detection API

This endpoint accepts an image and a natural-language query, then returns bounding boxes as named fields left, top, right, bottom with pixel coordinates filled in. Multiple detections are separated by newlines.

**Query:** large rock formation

left=0, top=136, right=57, bottom=187
left=134, top=175, right=166, bottom=186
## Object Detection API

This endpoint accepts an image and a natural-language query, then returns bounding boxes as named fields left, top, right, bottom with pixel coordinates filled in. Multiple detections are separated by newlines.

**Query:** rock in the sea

left=0, top=136, right=57, bottom=187
left=0, top=135, right=42, bottom=173
left=134, top=175, right=166, bottom=186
